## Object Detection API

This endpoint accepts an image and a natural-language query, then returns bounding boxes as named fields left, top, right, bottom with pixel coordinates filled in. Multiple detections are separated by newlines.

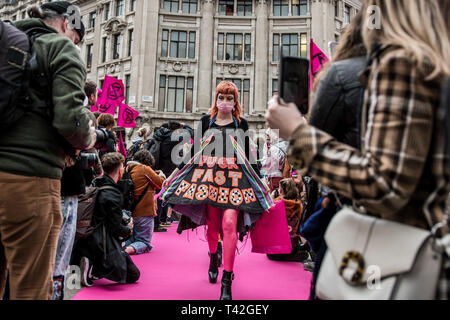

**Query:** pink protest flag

left=98, top=75, right=125, bottom=109
left=118, top=131, right=127, bottom=159
left=309, top=38, right=329, bottom=91
left=117, top=103, right=139, bottom=128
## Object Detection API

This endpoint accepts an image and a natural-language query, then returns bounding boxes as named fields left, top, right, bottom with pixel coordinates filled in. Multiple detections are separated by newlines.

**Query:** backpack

left=0, top=20, right=51, bottom=131
left=76, top=185, right=115, bottom=240
left=126, top=140, right=144, bottom=160
left=118, top=164, right=152, bottom=212
left=144, top=138, right=161, bottom=168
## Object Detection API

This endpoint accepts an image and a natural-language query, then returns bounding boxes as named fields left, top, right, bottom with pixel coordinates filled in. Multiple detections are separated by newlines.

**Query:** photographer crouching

left=70, top=152, right=140, bottom=288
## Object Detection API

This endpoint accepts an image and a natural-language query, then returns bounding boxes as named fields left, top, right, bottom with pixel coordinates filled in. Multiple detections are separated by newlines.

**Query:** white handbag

left=316, top=206, right=449, bottom=300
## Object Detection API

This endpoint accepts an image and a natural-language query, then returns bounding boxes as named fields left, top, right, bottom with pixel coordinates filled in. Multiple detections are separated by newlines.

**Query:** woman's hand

left=162, top=168, right=179, bottom=189
left=265, top=95, right=307, bottom=141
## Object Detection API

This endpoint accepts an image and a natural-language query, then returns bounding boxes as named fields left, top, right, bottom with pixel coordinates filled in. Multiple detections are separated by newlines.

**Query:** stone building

left=1, top=0, right=362, bottom=142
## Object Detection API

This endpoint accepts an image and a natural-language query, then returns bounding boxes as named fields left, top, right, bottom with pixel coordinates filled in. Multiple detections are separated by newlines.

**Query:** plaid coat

left=288, top=45, right=450, bottom=299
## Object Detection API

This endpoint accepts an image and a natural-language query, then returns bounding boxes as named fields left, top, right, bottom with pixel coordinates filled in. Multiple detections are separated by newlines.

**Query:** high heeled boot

left=208, top=252, right=220, bottom=283
left=220, top=270, right=234, bottom=300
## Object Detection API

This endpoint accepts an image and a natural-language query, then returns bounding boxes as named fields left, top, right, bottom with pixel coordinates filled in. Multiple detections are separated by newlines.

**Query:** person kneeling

left=72, top=152, right=140, bottom=286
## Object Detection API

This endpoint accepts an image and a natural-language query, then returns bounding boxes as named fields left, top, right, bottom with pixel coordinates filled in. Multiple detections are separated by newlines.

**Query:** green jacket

left=0, top=19, right=92, bottom=179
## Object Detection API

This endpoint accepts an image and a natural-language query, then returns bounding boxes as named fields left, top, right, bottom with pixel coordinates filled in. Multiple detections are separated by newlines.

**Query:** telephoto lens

left=94, top=127, right=109, bottom=149
left=79, top=152, right=99, bottom=169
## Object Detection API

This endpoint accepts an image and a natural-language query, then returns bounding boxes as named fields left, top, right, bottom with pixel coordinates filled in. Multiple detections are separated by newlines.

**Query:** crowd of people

left=0, top=0, right=449, bottom=301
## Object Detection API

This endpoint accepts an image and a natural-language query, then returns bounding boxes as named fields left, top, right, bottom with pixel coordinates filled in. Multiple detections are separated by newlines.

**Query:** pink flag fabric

left=97, top=76, right=125, bottom=115
left=118, top=131, right=127, bottom=159
left=117, top=103, right=139, bottom=128
left=309, top=38, right=329, bottom=90
left=250, top=200, right=293, bottom=254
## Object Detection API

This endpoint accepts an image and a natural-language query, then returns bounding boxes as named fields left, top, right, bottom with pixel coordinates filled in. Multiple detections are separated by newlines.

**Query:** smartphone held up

left=278, top=56, right=310, bottom=115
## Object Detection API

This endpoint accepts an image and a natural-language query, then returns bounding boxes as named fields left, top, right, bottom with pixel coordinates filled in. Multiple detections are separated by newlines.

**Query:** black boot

left=220, top=270, right=234, bottom=300
left=217, top=242, right=223, bottom=267
left=208, top=252, right=219, bottom=283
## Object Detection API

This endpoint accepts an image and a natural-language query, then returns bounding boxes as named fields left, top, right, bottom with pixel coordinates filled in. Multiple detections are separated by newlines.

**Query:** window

left=216, top=78, right=251, bottom=114
left=244, top=34, right=251, bottom=61
left=86, top=44, right=93, bottom=69
left=170, top=31, right=187, bottom=58
left=272, top=79, right=278, bottom=96
left=112, top=34, right=121, bottom=59
left=226, top=34, right=242, bottom=61
left=21, top=11, right=26, bottom=19
left=344, top=5, right=351, bottom=23
left=116, top=0, right=124, bottom=16
left=161, top=30, right=169, bottom=57
left=125, top=74, right=131, bottom=103
left=273, top=34, right=280, bottom=62
left=159, top=75, right=166, bottom=111
left=300, top=33, right=307, bottom=57
left=219, top=0, right=234, bottom=16
left=89, top=11, right=96, bottom=29
left=273, top=0, right=289, bottom=16
left=127, top=29, right=134, bottom=56
left=292, top=0, right=307, bottom=16
left=182, top=0, right=197, bottom=14
left=237, top=0, right=252, bottom=16
left=164, top=0, right=179, bottom=13
left=159, top=76, right=194, bottom=113
left=130, top=0, right=136, bottom=11
left=273, top=33, right=306, bottom=61
left=218, top=33, right=224, bottom=60
left=12, top=15, right=16, bottom=21
left=102, top=37, right=107, bottom=62
left=217, top=33, right=251, bottom=61
left=162, top=30, right=196, bottom=59
left=186, top=77, right=193, bottom=112
left=282, top=34, right=298, bottom=57
left=104, top=2, right=110, bottom=20
left=335, top=0, right=340, bottom=17
left=188, top=31, right=196, bottom=59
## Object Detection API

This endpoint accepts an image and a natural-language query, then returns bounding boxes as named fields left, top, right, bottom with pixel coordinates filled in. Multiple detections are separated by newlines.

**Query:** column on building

left=197, top=0, right=215, bottom=113
left=253, top=0, right=269, bottom=114
left=137, top=0, right=159, bottom=108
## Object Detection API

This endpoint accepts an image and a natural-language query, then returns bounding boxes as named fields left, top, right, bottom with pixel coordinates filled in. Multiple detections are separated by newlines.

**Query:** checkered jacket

left=288, top=45, right=450, bottom=299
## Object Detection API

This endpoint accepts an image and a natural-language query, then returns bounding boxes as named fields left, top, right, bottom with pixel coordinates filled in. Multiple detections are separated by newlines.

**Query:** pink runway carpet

left=73, top=224, right=312, bottom=300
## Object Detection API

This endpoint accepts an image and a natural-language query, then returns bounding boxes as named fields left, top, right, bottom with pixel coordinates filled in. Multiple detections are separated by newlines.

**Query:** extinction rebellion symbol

left=107, top=83, right=124, bottom=101
left=122, top=107, right=134, bottom=125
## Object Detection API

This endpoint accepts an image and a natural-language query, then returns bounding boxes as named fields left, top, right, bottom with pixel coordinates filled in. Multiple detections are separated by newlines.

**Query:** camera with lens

left=94, top=127, right=109, bottom=149
left=78, top=152, right=99, bottom=170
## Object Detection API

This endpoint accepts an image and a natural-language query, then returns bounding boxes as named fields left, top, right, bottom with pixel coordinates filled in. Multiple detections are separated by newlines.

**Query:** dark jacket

left=153, top=127, right=181, bottom=177
left=72, top=175, right=132, bottom=283
left=0, top=19, right=92, bottom=179
left=309, top=57, right=367, bottom=149
left=61, top=161, right=85, bottom=197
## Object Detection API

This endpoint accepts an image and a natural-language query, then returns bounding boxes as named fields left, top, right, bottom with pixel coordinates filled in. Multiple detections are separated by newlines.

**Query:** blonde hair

left=362, top=0, right=450, bottom=80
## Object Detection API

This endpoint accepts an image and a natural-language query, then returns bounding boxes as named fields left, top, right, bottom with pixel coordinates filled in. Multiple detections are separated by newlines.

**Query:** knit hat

left=41, top=1, right=85, bottom=41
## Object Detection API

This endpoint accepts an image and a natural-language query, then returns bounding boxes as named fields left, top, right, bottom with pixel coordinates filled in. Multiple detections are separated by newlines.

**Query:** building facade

left=1, top=0, right=362, bottom=141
